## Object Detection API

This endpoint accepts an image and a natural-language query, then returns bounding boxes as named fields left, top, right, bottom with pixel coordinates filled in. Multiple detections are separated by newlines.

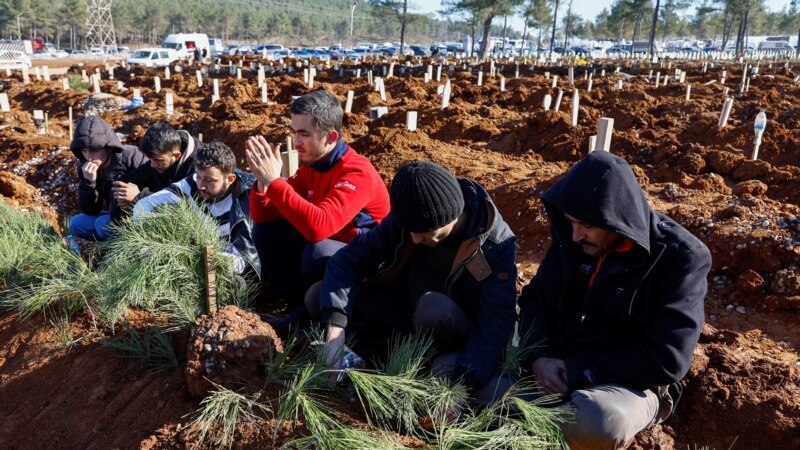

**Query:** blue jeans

left=69, top=212, right=113, bottom=241
left=253, top=219, right=346, bottom=306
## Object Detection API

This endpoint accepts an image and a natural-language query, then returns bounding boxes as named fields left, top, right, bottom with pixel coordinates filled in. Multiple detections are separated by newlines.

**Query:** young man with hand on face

left=245, top=90, right=390, bottom=331
left=133, top=142, right=260, bottom=276
left=111, top=123, right=201, bottom=221
left=69, top=115, right=147, bottom=241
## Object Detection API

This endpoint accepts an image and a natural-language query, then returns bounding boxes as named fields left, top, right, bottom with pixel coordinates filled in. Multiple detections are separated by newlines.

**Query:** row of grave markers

left=1, top=55, right=778, bottom=162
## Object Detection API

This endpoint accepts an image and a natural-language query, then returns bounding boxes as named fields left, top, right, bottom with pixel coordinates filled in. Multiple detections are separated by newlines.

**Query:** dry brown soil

left=1, top=56, right=798, bottom=449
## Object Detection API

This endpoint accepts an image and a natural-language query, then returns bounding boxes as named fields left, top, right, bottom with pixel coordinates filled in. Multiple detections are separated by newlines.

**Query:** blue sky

left=414, top=0, right=791, bottom=32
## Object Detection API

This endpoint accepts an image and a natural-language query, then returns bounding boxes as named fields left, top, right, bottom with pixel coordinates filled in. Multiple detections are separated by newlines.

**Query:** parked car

left=606, top=44, right=631, bottom=54
left=292, top=49, right=312, bottom=59
left=266, top=48, right=291, bottom=60
left=88, top=47, right=103, bottom=56
left=409, top=45, right=429, bottom=57
left=127, top=48, right=178, bottom=68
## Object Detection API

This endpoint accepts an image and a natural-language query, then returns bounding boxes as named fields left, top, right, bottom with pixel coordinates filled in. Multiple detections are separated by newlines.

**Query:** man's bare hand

left=82, top=161, right=99, bottom=183
left=532, top=357, right=569, bottom=396
left=112, top=181, right=140, bottom=205
left=245, top=136, right=282, bottom=192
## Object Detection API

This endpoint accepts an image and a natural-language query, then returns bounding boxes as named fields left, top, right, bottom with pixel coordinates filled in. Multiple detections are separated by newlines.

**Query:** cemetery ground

left=0, top=55, right=799, bottom=449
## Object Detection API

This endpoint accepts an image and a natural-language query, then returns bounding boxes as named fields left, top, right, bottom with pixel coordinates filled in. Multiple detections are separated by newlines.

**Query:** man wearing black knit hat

left=307, top=160, right=517, bottom=404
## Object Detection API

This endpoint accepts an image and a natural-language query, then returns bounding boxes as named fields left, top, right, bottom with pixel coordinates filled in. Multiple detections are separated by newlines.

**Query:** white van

left=127, top=48, right=178, bottom=68
left=162, top=33, right=210, bottom=61
left=758, top=41, right=793, bottom=51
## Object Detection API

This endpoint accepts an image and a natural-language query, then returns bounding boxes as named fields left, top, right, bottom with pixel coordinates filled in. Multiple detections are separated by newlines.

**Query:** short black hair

left=195, top=141, right=236, bottom=174
left=140, top=123, right=182, bottom=158
left=289, top=90, right=342, bottom=136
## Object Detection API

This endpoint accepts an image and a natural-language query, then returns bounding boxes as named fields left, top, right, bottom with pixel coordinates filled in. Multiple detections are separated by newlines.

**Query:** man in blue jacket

left=517, top=151, right=711, bottom=449
left=309, top=160, right=517, bottom=403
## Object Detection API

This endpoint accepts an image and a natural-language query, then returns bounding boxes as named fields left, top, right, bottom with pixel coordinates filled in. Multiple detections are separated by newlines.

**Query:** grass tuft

left=185, top=381, right=271, bottom=449
left=0, top=200, right=98, bottom=320
left=100, top=325, right=179, bottom=372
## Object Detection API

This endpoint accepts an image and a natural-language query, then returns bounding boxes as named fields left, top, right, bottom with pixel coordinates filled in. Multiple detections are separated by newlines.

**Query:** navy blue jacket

left=518, top=151, right=711, bottom=392
left=320, top=178, right=517, bottom=390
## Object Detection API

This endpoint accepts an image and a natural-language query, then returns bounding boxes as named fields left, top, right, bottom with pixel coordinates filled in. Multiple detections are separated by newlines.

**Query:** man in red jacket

left=246, top=90, right=390, bottom=330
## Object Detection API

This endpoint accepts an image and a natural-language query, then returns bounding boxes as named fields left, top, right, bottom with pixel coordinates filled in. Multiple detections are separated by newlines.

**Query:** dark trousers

left=253, top=219, right=346, bottom=306
left=305, top=284, right=470, bottom=362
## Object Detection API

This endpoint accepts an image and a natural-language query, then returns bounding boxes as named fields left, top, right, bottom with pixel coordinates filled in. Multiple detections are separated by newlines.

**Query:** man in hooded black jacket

left=518, top=151, right=711, bottom=449
left=69, top=115, right=147, bottom=241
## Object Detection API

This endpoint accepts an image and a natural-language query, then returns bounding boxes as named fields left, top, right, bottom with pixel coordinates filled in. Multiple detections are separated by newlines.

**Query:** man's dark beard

left=199, top=183, right=233, bottom=205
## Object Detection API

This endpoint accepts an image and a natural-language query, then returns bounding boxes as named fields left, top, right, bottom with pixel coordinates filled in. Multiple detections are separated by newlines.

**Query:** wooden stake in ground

left=568, top=66, right=574, bottom=86
left=33, top=110, right=44, bottom=134
left=236, top=67, right=242, bottom=80
left=68, top=107, right=73, bottom=140
left=500, top=76, right=506, bottom=92
left=261, top=83, right=268, bottom=104
left=377, top=77, right=386, bottom=101
left=717, top=97, right=734, bottom=129
left=554, top=89, right=564, bottom=111
left=196, top=70, right=203, bottom=87
left=165, top=66, right=171, bottom=80
left=406, top=111, right=418, bottom=131
left=543, top=94, right=552, bottom=111
left=93, top=75, right=101, bottom=94
left=477, top=70, right=483, bottom=87
left=281, top=136, right=299, bottom=178
left=213, top=79, right=219, bottom=98
left=165, top=93, right=174, bottom=116
left=203, top=245, right=217, bottom=314
left=441, top=79, right=451, bottom=110
left=154, top=76, right=161, bottom=94
left=42, top=66, right=50, bottom=80
left=344, top=90, right=354, bottom=114
left=588, top=135, right=597, bottom=153
left=571, top=90, right=580, bottom=126
left=436, top=64, right=442, bottom=82
left=655, top=72, right=661, bottom=88
left=33, top=67, right=41, bottom=81
left=685, top=84, right=692, bottom=101
left=0, top=93, right=9, bottom=112
left=257, top=66, right=265, bottom=87
left=596, top=118, right=614, bottom=152
left=587, top=78, right=593, bottom=92
left=551, top=75, right=558, bottom=89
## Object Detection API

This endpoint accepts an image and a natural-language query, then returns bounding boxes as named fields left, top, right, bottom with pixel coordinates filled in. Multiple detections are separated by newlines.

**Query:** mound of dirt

left=185, top=305, right=282, bottom=398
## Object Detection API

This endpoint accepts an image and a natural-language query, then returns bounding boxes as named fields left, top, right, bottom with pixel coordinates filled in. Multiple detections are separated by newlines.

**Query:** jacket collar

left=310, top=140, right=348, bottom=172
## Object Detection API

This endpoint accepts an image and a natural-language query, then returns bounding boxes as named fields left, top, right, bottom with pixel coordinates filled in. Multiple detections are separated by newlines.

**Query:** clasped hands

left=245, top=135, right=283, bottom=193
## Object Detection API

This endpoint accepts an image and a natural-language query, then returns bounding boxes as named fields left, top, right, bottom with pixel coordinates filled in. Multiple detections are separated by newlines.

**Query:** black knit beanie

left=390, top=161, right=465, bottom=232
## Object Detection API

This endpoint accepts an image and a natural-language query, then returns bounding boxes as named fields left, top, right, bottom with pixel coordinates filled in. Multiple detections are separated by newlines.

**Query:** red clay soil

left=1, top=57, right=799, bottom=449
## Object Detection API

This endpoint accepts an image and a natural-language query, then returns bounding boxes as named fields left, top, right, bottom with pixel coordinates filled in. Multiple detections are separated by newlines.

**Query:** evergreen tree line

left=0, top=0, right=797, bottom=50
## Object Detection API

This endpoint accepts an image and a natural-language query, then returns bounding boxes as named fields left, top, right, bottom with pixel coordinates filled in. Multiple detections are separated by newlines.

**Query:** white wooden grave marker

left=685, top=84, right=692, bottom=101
left=33, top=110, right=44, bottom=134
left=165, top=66, right=171, bottom=80
left=477, top=71, right=483, bottom=87
left=154, top=76, right=161, bottom=94
left=165, top=93, right=174, bottom=116
left=718, top=98, right=734, bottom=128
left=344, top=90, right=354, bottom=114
left=554, top=89, right=564, bottom=111
left=196, top=71, right=203, bottom=87
left=93, top=75, right=101, bottom=94
left=213, top=79, right=219, bottom=98
left=261, top=83, right=268, bottom=104
left=406, top=111, right=418, bottom=131
left=61, top=77, right=69, bottom=91
left=551, top=75, right=558, bottom=88
left=0, top=93, right=9, bottom=112
left=571, top=90, right=580, bottom=126
left=543, top=94, right=552, bottom=110
left=441, top=79, right=451, bottom=109
left=596, top=118, right=614, bottom=152
left=43, top=66, right=50, bottom=80
left=500, top=76, right=506, bottom=92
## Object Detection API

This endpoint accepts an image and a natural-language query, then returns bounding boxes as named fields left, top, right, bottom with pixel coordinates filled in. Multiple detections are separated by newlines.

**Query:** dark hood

left=70, top=115, right=126, bottom=160
left=542, top=151, right=651, bottom=253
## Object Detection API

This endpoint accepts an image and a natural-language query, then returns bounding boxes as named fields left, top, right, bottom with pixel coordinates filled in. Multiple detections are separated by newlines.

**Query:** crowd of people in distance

left=69, top=89, right=711, bottom=449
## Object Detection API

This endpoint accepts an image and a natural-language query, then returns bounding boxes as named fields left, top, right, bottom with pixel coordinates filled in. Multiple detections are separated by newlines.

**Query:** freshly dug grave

left=0, top=56, right=799, bottom=449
